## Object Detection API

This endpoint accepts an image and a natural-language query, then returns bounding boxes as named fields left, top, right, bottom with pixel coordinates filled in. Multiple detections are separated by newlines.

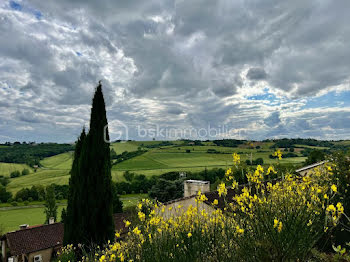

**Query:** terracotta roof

left=3, top=223, right=64, bottom=256
left=1, top=213, right=130, bottom=256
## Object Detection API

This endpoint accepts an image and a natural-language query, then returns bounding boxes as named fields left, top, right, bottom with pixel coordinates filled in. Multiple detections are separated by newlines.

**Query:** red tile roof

left=3, top=223, right=64, bottom=256
left=1, top=213, right=130, bottom=256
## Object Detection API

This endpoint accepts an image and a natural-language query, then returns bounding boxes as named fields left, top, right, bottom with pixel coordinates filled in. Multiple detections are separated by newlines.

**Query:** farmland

left=1, top=140, right=327, bottom=193
left=0, top=163, right=32, bottom=177
left=0, top=194, right=146, bottom=233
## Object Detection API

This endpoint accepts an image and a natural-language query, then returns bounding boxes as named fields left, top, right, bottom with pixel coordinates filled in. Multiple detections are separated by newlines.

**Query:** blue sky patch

left=76, top=52, right=82, bottom=56
left=33, top=10, right=42, bottom=20
left=9, top=1, right=22, bottom=11
left=302, top=91, right=350, bottom=109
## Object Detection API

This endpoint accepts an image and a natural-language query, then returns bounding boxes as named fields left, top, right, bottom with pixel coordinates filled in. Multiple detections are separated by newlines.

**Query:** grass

left=0, top=206, right=66, bottom=233
left=7, top=169, right=70, bottom=193
left=0, top=194, right=145, bottom=233
left=0, top=163, right=32, bottom=176
left=5, top=141, right=311, bottom=192
left=120, top=194, right=148, bottom=208
left=40, top=152, right=73, bottom=170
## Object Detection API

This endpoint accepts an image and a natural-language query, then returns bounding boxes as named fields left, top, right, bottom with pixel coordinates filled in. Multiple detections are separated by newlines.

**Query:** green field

left=0, top=194, right=145, bottom=233
left=0, top=163, right=32, bottom=176
left=40, top=152, right=73, bottom=170
left=3, top=141, right=312, bottom=192
left=0, top=206, right=66, bottom=233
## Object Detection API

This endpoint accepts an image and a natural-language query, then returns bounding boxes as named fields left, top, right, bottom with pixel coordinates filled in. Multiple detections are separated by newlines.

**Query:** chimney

left=49, top=217, right=55, bottom=224
left=19, top=224, right=28, bottom=230
left=184, top=180, right=210, bottom=197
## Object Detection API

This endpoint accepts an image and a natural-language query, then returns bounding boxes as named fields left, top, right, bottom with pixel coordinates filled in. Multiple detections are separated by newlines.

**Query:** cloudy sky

left=0, top=0, right=350, bottom=142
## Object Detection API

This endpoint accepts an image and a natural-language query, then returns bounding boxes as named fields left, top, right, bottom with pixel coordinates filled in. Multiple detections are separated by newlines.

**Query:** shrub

left=53, top=245, right=76, bottom=262
left=98, top=159, right=344, bottom=261
left=23, top=201, right=29, bottom=206
left=11, top=201, right=18, bottom=206
left=28, top=197, right=33, bottom=202
left=10, top=170, right=21, bottom=178
left=21, top=169, right=30, bottom=176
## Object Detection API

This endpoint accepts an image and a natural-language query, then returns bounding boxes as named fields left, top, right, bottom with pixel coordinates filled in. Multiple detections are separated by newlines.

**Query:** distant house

left=161, top=179, right=281, bottom=218
left=1, top=214, right=129, bottom=262
left=295, top=161, right=326, bottom=176
left=1, top=222, right=63, bottom=262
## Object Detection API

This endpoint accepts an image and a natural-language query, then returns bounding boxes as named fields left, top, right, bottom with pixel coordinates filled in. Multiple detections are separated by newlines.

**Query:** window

left=33, top=255, right=42, bottom=262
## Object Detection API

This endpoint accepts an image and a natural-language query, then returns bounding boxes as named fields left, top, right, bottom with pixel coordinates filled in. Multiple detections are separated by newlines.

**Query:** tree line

left=0, top=143, right=74, bottom=166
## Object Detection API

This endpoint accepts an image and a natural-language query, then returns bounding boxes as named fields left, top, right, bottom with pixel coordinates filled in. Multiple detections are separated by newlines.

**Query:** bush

left=53, top=245, right=76, bottom=262
left=17, top=198, right=23, bottom=202
left=21, top=169, right=30, bottom=176
left=98, top=162, right=343, bottom=261
left=0, top=185, right=12, bottom=203
left=28, top=197, right=33, bottom=202
left=23, top=201, right=29, bottom=206
left=10, top=170, right=21, bottom=178
left=11, top=201, right=18, bottom=206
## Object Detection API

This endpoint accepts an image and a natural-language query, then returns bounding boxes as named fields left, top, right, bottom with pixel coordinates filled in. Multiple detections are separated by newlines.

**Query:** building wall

left=184, top=181, right=210, bottom=197
left=160, top=197, right=214, bottom=219
left=27, top=248, right=53, bottom=262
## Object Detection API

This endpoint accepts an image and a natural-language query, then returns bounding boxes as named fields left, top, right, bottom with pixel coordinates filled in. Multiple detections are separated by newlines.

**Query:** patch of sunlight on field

left=7, top=169, right=70, bottom=194
left=0, top=163, right=33, bottom=176
left=0, top=206, right=65, bottom=233
left=40, top=152, right=73, bottom=170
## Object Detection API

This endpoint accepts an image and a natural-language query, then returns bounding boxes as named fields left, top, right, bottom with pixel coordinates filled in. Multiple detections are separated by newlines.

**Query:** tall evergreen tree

left=63, top=128, right=86, bottom=245
left=64, top=82, right=115, bottom=246
left=44, top=185, right=57, bottom=224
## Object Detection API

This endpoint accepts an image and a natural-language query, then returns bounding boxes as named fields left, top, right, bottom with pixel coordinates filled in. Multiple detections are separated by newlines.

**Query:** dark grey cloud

left=0, top=0, right=350, bottom=142
left=246, top=68, right=267, bottom=80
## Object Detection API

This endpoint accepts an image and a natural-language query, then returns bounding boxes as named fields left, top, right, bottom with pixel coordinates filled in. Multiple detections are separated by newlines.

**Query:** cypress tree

left=64, top=82, right=115, bottom=246
left=64, top=128, right=86, bottom=245
left=44, top=185, right=57, bottom=224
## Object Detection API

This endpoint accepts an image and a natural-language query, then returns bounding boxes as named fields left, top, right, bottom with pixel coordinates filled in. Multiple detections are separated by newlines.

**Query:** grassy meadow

left=0, top=163, right=32, bottom=176
left=0, top=140, right=314, bottom=193
left=0, top=194, right=146, bottom=233
left=0, top=206, right=66, bottom=233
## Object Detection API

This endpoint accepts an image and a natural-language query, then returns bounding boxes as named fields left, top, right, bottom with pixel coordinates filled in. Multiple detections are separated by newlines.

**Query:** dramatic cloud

left=0, top=0, right=350, bottom=142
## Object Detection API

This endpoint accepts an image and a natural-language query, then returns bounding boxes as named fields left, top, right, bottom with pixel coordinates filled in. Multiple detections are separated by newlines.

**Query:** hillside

left=3, top=139, right=344, bottom=193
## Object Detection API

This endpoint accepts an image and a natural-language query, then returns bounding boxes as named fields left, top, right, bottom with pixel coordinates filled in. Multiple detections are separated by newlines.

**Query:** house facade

left=0, top=214, right=129, bottom=262
left=1, top=223, right=64, bottom=262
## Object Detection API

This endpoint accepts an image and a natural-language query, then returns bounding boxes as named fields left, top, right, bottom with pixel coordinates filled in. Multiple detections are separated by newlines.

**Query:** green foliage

left=44, top=185, right=57, bottom=223
left=64, top=83, right=114, bottom=247
left=112, top=182, right=123, bottom=213
left=0, top=185, right=12, bottom=203
left=10, top=170, right=21, bottom=178
left=149, top=178, right=183, bottom=203
left=123, top=171, right=134, bottom=182
left=328, top=152, right=350, bottom=247
left=305, top=150, right=326, bottom=165
left=15, top=185, right=46, bottom=202
left=112, top=150, right=146, bottom=164
left=0, top=143, right=73, bottom=166
left=21, top=168, right=30, bottom=176
left=0, top=176, right=10, bottom=186
left=271, top=138, right=333, bottom=148
left=61, top=208, right=67, bottom=223
left=213, top=139, right=244, bottom=147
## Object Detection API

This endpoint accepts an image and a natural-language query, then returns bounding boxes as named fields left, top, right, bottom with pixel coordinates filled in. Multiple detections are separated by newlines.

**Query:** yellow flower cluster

left=273, top=149, right=282, bottom=160
left=96, top=160, right=345, bottom=261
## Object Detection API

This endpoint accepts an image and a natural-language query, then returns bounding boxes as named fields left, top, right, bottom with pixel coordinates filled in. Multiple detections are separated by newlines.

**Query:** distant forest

left=0, top=142, right=74, bottom=166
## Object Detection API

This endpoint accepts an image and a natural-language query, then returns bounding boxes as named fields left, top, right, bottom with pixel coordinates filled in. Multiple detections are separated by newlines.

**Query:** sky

left=0, top=0, right=350, bottom=142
